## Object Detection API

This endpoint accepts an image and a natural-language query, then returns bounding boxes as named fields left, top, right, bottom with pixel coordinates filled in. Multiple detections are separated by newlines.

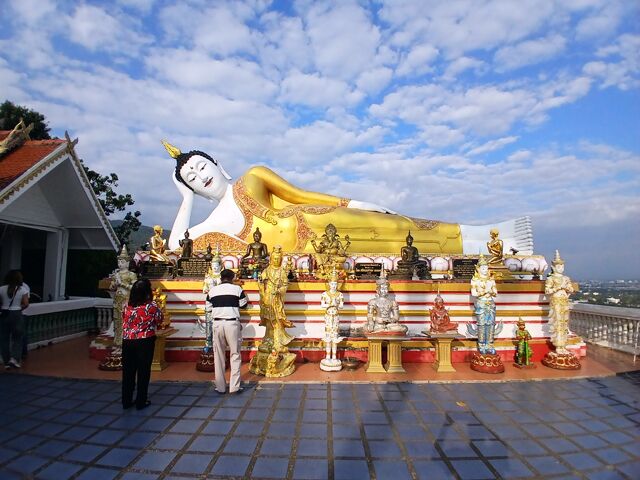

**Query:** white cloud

left=145, top=49, right=277, bottom=101
left=303, top=2, right=382, bottom=80
left=356, top=67, right=393, bottom=95
left=67, top=5, right=151, bottom=55
left=583, top=34, right=640, bottom=90
left=396, top=44, right=439, bottom=76
left=279, top=70, right=364, bottom=108
left=466, top=136, right=519, bottom=156
left=442, top=56, right=486, bottom=81
left=494, top=35, right=567, bottom=72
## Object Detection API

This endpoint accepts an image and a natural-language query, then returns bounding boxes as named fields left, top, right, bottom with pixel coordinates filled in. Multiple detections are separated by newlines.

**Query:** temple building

left=0, top=121, right=118, bottom=300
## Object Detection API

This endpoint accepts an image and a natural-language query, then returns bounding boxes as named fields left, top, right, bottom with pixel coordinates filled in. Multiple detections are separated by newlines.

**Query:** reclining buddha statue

left=162, top=141, right=533, bottom=255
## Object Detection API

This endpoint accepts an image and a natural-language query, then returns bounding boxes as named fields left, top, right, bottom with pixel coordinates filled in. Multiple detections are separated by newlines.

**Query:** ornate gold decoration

left=542, top=351, right=581, bottom=370
left=0, top=119, right=33, bottom=156
left=233, top=177, right=278, bottom=226
left=339, top=198, right=350, bottom=207
left=193, top=232, right=247, bottom=252
left=277, top=204, right=337, bottom=217
left=408, top=216, right=439, bottom=230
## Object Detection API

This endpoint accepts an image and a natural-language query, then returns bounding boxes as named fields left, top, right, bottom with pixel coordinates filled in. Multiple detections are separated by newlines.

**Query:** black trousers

left=122, top=336, right=156, bottom=408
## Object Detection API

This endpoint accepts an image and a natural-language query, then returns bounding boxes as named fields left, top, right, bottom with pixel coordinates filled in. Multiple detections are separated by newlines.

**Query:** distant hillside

left=110, top=221, right=171, bottom=251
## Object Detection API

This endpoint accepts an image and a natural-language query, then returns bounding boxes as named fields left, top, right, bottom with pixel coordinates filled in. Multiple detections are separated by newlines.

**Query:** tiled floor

left=1, top=371, right=639, bottom=479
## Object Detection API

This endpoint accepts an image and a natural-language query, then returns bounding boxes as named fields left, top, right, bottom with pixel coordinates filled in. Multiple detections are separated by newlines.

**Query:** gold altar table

left=152, top=327, right=177, bottom=372
left=426, top=332, right=458, bottom=373
left=365, top=336, right=409, bottom=373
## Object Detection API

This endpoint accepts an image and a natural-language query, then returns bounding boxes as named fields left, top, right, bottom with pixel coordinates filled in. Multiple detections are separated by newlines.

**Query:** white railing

left=570, top=303, right=640, bottom=361
left=94, top=298, right=114, bottom=332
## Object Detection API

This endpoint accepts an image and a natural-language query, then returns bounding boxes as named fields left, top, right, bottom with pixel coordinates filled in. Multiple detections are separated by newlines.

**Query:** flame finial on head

left=162, top=140, right=181, bottom=159
left=118, top=244, right=130, bottom=260
left=552, top=249, right=564, bottom=266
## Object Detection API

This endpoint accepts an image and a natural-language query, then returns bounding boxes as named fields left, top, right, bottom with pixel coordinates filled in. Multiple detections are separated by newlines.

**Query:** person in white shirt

left=0, top=270, right=30, bottom=369
left=207, top=269, right=248, bottom=394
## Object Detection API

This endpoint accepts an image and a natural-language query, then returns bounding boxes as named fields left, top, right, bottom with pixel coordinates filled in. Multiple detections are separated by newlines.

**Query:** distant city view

left=574, top=279, right=640, bottom=308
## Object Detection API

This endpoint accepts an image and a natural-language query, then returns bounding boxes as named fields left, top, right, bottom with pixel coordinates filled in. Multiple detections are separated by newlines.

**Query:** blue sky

left=1, top=0, right=638, bottom=279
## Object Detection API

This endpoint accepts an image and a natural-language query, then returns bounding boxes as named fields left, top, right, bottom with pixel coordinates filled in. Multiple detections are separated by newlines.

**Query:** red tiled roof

left=0, top=138, right=66, bottom=190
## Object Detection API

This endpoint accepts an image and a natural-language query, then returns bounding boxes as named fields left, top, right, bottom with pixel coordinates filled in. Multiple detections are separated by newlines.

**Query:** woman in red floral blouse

left=122, top=278, right=163, bottom=410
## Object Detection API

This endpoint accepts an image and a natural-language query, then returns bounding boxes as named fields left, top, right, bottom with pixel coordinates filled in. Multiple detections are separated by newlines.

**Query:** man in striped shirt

left=208, top=269, right=249, bottom=394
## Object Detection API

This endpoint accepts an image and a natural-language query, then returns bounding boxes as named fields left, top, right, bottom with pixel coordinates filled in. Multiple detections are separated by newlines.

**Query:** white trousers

left=212, top=320, right=242, bottom=393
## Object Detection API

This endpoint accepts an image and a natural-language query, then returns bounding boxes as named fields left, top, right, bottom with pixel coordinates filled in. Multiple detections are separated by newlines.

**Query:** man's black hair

left=220, top=269, right=235, bottom=282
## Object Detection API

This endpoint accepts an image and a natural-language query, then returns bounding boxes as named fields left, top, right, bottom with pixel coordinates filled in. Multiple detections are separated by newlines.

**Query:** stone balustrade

left=570, top=303, right=640, bottom=360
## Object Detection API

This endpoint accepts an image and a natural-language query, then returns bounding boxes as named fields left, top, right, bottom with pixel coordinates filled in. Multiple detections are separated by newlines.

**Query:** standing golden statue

left=149, top=225, right=171, bottom=262
left=311, top=223, right=350, bottom=278
left=153, top=287, right=171, bottom=329
left=249, top=245, right=296, bottom=377
left=542, top=250, right=580, bottom=369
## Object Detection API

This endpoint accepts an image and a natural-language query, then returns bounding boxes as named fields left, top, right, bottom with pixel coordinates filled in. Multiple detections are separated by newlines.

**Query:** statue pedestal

left=542, top=351, right=581, bottom=370
left=151, top=328, right=177, bottom=372
left=249, top=350, right=296, bottom=378
left=320, top=358, right=342, bottom=372
left=365, top=336, right=408, bottom=373
left=470, top=352, right=505, bottom=374
left=98, top=348, right=122, bottom=371
left=196, top=351, right=216, bottom=372
left=426, top=332, right=457, bottom=373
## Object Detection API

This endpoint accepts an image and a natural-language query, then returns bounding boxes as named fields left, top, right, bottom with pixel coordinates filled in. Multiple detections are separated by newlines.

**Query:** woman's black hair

left=3, top=270, right=23, bottom=297
left=128, top=278, right=153, bottom=307
left=174, top=150, right=219, bottom=191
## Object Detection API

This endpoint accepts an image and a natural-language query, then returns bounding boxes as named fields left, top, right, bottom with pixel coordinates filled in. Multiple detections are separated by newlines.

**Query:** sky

left=1, top=0, right=638, bottom=280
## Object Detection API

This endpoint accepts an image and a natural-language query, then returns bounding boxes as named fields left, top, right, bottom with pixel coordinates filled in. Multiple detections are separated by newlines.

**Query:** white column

left=43, top=228, right=69, bottom=301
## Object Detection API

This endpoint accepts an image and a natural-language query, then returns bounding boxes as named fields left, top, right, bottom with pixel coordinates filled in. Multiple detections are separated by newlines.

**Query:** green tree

left=1, top=100, right=141, bottom=245
left=0, top=100, right=51, bottom=140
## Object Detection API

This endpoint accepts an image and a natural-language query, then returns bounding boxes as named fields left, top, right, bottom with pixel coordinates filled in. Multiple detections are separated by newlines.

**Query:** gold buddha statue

left=487, top=228, right=504, bottom=265
left=149, top=225, right=171, bottom=262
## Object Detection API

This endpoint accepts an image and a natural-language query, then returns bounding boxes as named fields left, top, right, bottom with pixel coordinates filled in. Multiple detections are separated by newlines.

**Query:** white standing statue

left=198, top=246, right=222, bottom=371
left=99, top=245, right=137, bottom=371
left=320, top=269, right=345, bottom=371
left=543, top=250, right=580, bottom=369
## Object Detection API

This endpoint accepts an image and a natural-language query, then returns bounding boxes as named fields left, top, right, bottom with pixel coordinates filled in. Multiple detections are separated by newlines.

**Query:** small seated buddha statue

left=428, top=293, right=458, bottom=333
left=149, top=225, right=171, bottom=262
left=311, top=223, right=351, bottom=278
left=240, top=228, right=270, bottom=278
left=364, top=269, right=408, bottom=336
left=393, top=231, right=429, bottom=280
left=487, top=228, right=504, bottom=265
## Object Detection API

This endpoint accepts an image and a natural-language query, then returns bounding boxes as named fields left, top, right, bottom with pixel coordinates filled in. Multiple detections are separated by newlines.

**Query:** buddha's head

left=163, top=141, right=231, bottom=200
left=406, top=231, right=414, bottom=246
left=253, top=228, right=262, bottom=242
left=184, top=230, right=190, bottom=239
left=117, top=245, right=130, bottom=270
left=153, top=225, right=163, bottom=236
left=490, top=228, right=499, bottom=239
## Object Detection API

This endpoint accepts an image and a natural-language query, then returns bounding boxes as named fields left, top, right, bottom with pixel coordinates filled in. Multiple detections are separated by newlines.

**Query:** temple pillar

left=43, top=228, right=68, bottom=301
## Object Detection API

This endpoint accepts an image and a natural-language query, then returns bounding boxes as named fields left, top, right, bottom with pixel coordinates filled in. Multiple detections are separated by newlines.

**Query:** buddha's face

left=406, top=236, right=413, bottom=246
left=253, top=231, right=262, bottom=242
left=184, top=231, right=190, bottom=239
left=377, top=282, right=389, bottom=296
left=117, top=258, right=128, bottom=270
left=180, top=154, right=227, bottom=199
left=479, top=265, right=489, bottom=276
left=554, top=263, right=564, bottom=274
left=154, top=226, right=163, bottom=236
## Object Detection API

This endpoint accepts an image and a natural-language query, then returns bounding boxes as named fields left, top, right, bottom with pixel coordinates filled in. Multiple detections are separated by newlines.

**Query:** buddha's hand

left=347, top=200, right=397, bottom=214
left=172, top=174, right=195, bottom=200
